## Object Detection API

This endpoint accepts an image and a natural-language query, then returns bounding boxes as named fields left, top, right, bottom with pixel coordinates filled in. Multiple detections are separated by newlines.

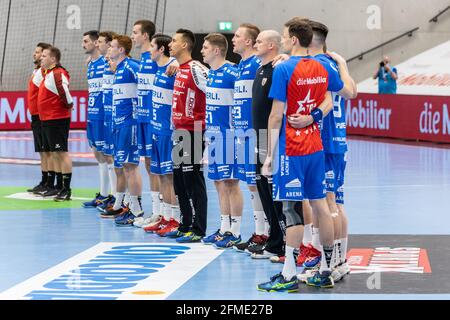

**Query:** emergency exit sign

left=218, top=21, right=233, bottom=32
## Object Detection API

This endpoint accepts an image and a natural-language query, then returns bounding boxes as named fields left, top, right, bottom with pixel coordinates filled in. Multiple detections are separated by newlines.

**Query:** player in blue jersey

left=81, top=30, right=115, bottom=209
left=230, top=23, right=269, bottom=250
left=258, top=19, right=335, bottom=292
left=288, top=20, right=357, bottom=282
left=130, top=20, right=163, bottom=227
left=199, top=33, right=245, bottom=248
left=105, top=35, right=144, bottom=226
left=94, top=31, right=118, bottom=212
left=144, top=33, right=181, bottom=236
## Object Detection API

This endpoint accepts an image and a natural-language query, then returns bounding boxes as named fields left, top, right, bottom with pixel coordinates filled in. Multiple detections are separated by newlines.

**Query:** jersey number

left=333, top=94, right=343, bottom=118
left=233, top=106, right=242, bottom=119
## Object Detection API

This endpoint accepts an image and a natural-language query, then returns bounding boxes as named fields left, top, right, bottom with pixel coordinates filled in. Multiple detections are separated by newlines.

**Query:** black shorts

left=42, top=118, right=71, bottom=152
left=31, top=115, right=44, bottom=153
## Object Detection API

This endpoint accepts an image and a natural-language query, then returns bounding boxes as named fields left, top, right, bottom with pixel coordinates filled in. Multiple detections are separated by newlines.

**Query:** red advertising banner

left=346, top=93, right=450, bottom=143
left=0, top=91, right=88, bottom=130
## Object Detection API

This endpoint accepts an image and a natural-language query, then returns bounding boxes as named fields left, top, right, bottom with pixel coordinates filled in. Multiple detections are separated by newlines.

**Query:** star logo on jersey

left=296, top=90, right=316, bottom=114
left=296, top=130, right=301, bottom=136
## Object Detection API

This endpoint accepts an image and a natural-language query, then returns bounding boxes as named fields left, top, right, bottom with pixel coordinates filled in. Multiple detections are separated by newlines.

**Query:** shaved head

left=259, top=30, right=281, bottom=49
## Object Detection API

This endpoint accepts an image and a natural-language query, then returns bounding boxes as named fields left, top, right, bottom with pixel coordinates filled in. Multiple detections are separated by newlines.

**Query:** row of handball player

left=28, top=16, right=357, bottom=291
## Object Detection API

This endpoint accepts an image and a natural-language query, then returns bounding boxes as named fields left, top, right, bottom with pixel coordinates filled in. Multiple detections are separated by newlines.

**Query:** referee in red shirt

left=27, top=42, right=52, bottom=194
left=38, top=46, right=74, bottom=201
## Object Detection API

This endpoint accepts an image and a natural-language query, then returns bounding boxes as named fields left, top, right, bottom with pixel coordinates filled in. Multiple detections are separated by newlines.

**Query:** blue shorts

left=137, top=122, right=153, bottom=158
left=234, top=135, right=257, bottom=185
left=87, top=120, right=105, bottom=152
left=150, top=134, right=173, bottom=175
left=113, top=125, right=140, bottom=168
left=103, top=121, right=114, bottom=156
left=325, top=153, right=347, bottom=204
left=273, top=151, right=326, bottom=201
left=207, top=138, right=236, bottom=181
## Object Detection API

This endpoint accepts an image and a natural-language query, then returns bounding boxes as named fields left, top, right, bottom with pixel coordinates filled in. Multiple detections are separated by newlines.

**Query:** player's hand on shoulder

left=272, top=54, right=289, bottom=67
left=166, top=60, right=180, bottom=76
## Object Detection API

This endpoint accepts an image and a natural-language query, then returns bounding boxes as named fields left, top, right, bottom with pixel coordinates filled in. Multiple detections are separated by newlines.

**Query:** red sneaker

left=296, top=244, right=312, bottom=266
left=156, top=219, right=180, bottom=237
left=143, top=217, right=169, bottom=233
left=301, top=245, right=322, bottom=268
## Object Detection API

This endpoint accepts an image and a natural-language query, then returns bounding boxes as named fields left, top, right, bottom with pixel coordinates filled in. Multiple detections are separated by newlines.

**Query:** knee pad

left=283, top=201, right=304, bottom=228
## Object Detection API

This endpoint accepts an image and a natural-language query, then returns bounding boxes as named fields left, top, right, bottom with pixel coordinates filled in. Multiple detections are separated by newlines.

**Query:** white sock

left=124, top=193, right=131, bottom=206
left=320, top=245, right=334, bottom=273
left=99, top=163, right=109, bottom=197
left=303, top=224, right=313, bottom=246
left=113, top=192, right=126, bottom=210
left=159, top=194, right=164, bottom=216
left=331, top=240, right=340, bottom=269
left=129, top=195, right=143, bottom=216
left=151, top=192, right=160, bottom=215
left=312, top=227, right=321, bottom=250
left=171, top=205, right=181, bottom=223
left=230, top=216, right=242, bottom=237
left=220, top=214, right=231, bottom=234
left=162, top=202, right=172, bottom=221
left=263, top=216, right=270, bottom=237
left=107, top=164, right=117, bottom=196
left=340, top=237, right=348, bottom=263
left=254, top=211, right=266, bottom=235
left=251, top=191, right=265, bottom=235
left=282, top=246, right=297, bottom=280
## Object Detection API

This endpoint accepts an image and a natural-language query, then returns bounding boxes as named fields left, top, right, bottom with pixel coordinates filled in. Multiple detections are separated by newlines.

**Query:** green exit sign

left=218, top=21, right=233, bottom=32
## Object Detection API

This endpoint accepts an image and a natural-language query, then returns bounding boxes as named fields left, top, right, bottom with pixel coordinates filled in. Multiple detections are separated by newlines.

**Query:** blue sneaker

left=202, top=229, right=223, bottom=245
left=306, top=271, right=334, bottom=288
left=96, top=196, right=116, bottom=213
left=176, top=232, right=202, bottom=243
left=166, top=230, right=186, bottom=239
left=115, top=211, right=144, bottom=226
left=257, top=273, right=299, bottom=293
left=213, top=232, right=241, bottom=249
left=83, top=193, right=108, bottom=208
left=303, top=255, right=321, bottom=269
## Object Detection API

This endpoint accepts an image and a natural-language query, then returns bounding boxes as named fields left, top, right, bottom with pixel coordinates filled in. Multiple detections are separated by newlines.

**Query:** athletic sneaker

left=245, top=243, right=265, bottom=254
left=96, top=196, right=116, bottom=213
left=214, top=232, right=242, bottom=249
left=306, top=271, right=334, bottom=288
left=270, top=250, right=301, bottom=265
left=115, top=211, right=144, bottom=226
left=251, top=250, right=278, bottom=259
left=234, top=234, right=268, bottom=253
left=156, top=219, right=180, bottom=237
left=331, top=262, right=350, bottom=282
left=297, top=267, right=320, bottom=283
left=101, top=206, right=129, bottom=219
left=297, top=244, right=320, bottom=266
left=133, top=214, right=160, bottom=228
left=176, top=232, right=202, bottom=243
left=257, top=273, right=299, bottom=293
left=28, top=183, right=45, bottom=194
left=143, top=217, right=169, bottom=233
left=303, top=256, right=321, bottom=269
left=41, top=187, right=60, bottom=198
left=202, top=230, right=223, bottom=245
left=303, top=246, right=322, bottom=269
left=54, top=188, right=72, bottom=202
left=83, top=193, right=109, bottom=208
left=166, top=230, right=186, bottom=239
